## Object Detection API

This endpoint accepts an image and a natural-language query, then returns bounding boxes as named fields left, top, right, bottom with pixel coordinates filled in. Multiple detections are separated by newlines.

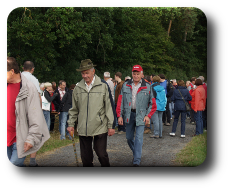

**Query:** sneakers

left=169, top=133, right=175, bottom=137
left=165, top=123, right=171, bottom=126
left=150, top=135, right=159, bottom=138
left=170, top=133, right=185, bottom=138
left=117, top=131, right=125, bottom=134
left=144, top=128, right=151, bottom=134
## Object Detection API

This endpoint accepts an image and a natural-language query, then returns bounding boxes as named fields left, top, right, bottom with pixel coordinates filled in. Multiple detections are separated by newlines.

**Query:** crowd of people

left=7, top=57, right=207, bottom=167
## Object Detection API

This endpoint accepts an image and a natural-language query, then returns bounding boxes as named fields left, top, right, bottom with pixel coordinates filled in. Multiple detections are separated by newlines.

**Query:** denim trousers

left=172, top=110, right=187, bottom=135
left=59, top=112, right=69, bottom=140
left=194, top=111, right=203, bottom=135
left=7, top=143, right=26, bottom=167
left=151, top=110, right=163, bottom=137
left=126, top=112, right=145, bottom=165
left=43, top=110, right=51, bottom=131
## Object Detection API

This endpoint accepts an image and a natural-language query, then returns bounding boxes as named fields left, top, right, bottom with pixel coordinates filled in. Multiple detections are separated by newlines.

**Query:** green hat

left=76, top=59, right=97, bottom=72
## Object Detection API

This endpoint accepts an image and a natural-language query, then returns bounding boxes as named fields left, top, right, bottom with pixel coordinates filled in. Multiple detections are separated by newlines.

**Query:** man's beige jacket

left=15, top=74, right=50, bottom=158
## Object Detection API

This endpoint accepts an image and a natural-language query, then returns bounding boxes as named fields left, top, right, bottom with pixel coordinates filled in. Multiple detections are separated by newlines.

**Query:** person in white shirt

left=104, top=72, right=114, bottom=101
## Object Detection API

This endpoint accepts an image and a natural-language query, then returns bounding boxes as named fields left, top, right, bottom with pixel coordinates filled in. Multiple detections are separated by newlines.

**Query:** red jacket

left=191, top=85, right=206, bottom=112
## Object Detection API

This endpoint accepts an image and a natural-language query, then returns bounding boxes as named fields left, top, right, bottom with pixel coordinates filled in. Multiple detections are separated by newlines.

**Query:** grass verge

left=174, top=131, right=207, bottom=166
left=25, top=116, right=79, bottom=161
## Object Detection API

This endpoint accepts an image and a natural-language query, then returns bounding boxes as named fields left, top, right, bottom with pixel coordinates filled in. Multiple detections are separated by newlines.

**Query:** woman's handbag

left=42, top=92, right=51, bottom=111
left=178, top=89, right=191, bottom=111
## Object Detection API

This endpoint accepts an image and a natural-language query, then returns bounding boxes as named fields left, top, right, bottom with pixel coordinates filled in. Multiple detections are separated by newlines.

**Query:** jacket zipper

left=86, top=92, right=89, bottom=136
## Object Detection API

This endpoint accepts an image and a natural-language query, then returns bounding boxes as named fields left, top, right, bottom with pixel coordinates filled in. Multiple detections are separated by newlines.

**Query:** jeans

left=59, top=112, right=69, bottom=140
left=151, top=110, right=163, bottom=137
left=172, top=110, right=186, bottom=135
left=43, top=110, right=50, bottom=131
left=126, top=112, right=145, bottom=165
left=163, top=101, right=171, bottom=124
left=194, top=111, right=203, bottom=135
left=7, top=143, right=26, bottom=167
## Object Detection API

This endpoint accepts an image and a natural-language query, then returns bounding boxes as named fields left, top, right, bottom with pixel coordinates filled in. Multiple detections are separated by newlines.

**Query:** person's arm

left=67, top=88, right=79, bottom=134
left=145, top=85, right=157, bottom=124
left=44, top=90, right=58, bottom=103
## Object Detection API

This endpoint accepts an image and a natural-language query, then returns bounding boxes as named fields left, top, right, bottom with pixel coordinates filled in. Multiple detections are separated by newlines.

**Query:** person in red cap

left=116, top=65, right=157, bottom=166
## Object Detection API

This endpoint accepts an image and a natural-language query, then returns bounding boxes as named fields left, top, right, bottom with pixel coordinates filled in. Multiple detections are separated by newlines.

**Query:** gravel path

left=32, top=118, right=195, bottom=167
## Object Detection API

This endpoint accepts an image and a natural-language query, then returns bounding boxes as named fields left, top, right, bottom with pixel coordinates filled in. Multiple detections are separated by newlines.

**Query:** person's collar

left=85, top=75, right=95, bottom=86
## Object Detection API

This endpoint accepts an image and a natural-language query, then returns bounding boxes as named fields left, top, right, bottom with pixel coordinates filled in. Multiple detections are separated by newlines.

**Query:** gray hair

left=132, top=71, right=143, bottom=75
left=40, top=83, right=45, bottom=88
left=104, top=71, right=110, bottom=78
left=197, top=76, right=204, bottom=82
left=125, top=76, right=131, bottom=80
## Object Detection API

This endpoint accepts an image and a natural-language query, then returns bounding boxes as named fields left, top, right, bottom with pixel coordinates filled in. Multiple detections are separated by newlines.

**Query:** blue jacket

left=116, top=78, right=157, bottom=126
left=151, top=82, right=167, bottom=111
left=171, top=86, right=192, bottom=111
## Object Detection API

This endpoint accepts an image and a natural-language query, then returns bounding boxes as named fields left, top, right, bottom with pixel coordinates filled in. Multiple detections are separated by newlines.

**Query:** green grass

left=30, top=116, right=79, bottom=155
left=174, top=132, right=207, bottom=166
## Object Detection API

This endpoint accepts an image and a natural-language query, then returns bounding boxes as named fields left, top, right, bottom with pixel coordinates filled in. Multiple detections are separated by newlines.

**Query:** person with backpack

left=150, top=76, right=167, bottom=138
left=170, top=80, right=192, bottom=138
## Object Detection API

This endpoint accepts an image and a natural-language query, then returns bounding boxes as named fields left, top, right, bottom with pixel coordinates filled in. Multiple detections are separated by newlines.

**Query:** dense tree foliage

left=7, top=7, right=207, bottom=86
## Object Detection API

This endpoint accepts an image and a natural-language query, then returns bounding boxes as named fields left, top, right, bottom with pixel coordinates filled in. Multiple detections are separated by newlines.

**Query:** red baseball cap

left=132, top=65, right=143, bottom=72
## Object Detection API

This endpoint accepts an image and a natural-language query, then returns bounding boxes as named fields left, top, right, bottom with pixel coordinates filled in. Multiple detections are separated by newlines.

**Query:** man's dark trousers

left=79, top=132, right=110, bottom=167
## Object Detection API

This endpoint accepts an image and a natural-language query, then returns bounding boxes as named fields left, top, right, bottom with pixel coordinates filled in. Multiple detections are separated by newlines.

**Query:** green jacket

left=67, top=75, right=115, bottom=136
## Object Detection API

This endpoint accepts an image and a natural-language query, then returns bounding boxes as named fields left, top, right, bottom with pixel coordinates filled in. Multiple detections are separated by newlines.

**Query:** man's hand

left=24, top=142, right=33, bottom=152
left=143, top=116, right=150, bottom=126
left=118, top=117, right=123, bottom=125
left=67, top=127, right=74, bottom=137
left=108, top=129, right=115, bottom=136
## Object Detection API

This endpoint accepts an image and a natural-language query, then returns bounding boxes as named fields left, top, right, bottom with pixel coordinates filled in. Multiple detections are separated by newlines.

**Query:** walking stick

left=70, top=131, right=79, bottom=167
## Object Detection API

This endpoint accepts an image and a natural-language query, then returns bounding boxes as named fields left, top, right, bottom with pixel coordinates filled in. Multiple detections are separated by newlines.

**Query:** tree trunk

left=184, top=31, right=187, bottom=42
left=167, top=20, right=172, bottom=36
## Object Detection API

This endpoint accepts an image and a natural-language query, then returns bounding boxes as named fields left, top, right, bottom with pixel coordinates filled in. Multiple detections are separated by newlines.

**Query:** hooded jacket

left=116, top=78, right=157, bottom=126
left=151, top=82, right=167, bottom=111
left=15, top=74, right=50, bottom=158
left=67, top=74, right=115, bottom=136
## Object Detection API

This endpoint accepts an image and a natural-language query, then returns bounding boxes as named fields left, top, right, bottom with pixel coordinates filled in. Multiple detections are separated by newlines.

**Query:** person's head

left=158, top=74, right=166, bottom=82
left=23, top=61, right=35, bottom=73
left=112, top=79, right=117, bottom=86
left=76, top=59, right=96, bottom=84
left=81, top=67, right=95, bottom=84
left=190, top=77, right=196, bottom=85
left=59, top=80, right=66, bottom=91
left=150, top=74, right=155, bottom=82
left=52, top=81, right=56, bottom=87
left=69, top=84, right=76, bottom=90
left=40, top=83, right=45, bottom=91
left=144, top=75, right=151, bottom=82
left=44, top=82, right=53, bottom=91
left=197, top=76, right=204, bottom=83
left=172, top=79, right=177, bottom=86
left=177, top=80, right=185, bottom=87
left=132, top=65, right=143, bottom=83
left=104, top=72, right=110, bottom=80
left=7, top=57, right=20, bottom=83
left=115, top=72, right=122, bottom=81
left=195, top=79, right=203, bottom=86
left=186, top=81, right=190, bottom=87
left=125, top=76, right=131, bottom=81
left=152, top=75, right=161, bottom=83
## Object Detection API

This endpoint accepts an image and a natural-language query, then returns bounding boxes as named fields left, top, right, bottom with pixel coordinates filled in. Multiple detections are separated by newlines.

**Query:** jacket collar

left=77, top=74, right=102, bottom=92
left=16, top=73, right=29, bottom=102
left=126, top=78, right=147, bottom=88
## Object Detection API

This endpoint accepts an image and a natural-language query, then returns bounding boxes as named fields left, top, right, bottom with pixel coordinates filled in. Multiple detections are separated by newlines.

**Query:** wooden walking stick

left=70, top=131, right=79, bottom=167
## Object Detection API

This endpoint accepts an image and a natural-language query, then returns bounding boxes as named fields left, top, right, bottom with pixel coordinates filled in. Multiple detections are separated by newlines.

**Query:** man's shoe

left=144, top=128, right=151, bottom=134
left=133, top=164, right=139, bottom=167
left=118, top=131, right=125, bottom=134
left=181, top=135, right=185, bottom=138
left=150, top=135, right=159, bottom=138
left=165, top=123, right=171, bottom=126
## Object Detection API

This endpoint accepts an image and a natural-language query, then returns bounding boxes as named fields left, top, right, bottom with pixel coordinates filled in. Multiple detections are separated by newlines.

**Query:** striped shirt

left=131, top=79, right=142, bottom=109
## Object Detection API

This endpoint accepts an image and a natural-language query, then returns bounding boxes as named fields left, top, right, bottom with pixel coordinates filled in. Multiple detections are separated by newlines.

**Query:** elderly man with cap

left=116, top=65, right=157, bottom=166
left=67, top=59, right=116, bottom=167
left=42, top=82, right=58, bottom=131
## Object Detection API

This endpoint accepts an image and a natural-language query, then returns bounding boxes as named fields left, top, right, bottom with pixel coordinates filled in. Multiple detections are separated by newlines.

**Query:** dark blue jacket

left=171, top=86, right=192, bottom=111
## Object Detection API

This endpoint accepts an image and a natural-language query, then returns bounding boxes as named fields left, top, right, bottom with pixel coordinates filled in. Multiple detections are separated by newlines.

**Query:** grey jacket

left=15, top=74, right=50, bottom=158
left=67, top=75, right=115, bottom=136
left=116, top=78, right=157, bottom=126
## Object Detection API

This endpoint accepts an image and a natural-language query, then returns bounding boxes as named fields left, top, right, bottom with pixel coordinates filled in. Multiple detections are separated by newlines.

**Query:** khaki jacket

left=15, top=74, right=50, bottom=158
left=68, top=75, right=115, bottom=136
